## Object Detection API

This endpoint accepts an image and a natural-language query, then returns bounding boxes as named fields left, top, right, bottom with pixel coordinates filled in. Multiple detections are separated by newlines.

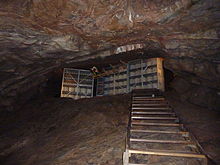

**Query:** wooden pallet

left=123, top=90, right=207, bottom=165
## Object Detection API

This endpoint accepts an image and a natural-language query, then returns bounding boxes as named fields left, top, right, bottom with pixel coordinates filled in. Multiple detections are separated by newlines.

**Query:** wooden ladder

left=123, top=89, right=207, bottom=165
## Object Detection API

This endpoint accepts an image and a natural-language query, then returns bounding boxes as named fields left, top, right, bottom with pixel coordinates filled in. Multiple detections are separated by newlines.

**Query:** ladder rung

left=131, top=116, right=178, bottom=120
left=132, top=100, right=168, bottom=102
left=130, top=129, right=189, bottom=135
left=132, top=107, right=171, bottom=110
left=132, top=112, right=175, bottom=115
left=133, top=100, right=167, bottom=102
left=128, top=164, right=147, bottom=165
left=133, top=97, right=164, bottom=99
left=132, top=102, right=168, bottom=104
left=132, top=104, right=168, bottom=106
left=133, top=99, right=165, bottom=101
left=131, top=122, right=182, bottom=127
left=132, top=106, right=169, bottom=108
left=133, top=100, right=165, bottom=102
left=130, top=139, right=193, bottom=144
left=128, top=149, right=206, bottom=159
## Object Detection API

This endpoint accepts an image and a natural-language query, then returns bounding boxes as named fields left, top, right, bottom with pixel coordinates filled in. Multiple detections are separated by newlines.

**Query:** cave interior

left=0, top=0, right=220, bottom=165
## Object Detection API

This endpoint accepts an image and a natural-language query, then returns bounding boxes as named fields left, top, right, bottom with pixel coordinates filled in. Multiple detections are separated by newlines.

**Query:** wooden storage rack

left=123, top=89, right=207, bottom=165
left=60, top=68, right=94, bottom=99
left=96, top=58, right=165, bottom=96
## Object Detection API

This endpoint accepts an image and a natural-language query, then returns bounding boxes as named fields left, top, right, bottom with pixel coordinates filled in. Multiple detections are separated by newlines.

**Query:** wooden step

left=130, top=139, right=193, bottom=144
left=132, top=104, right=168, bottom=106
left=131, top=112, right=175, bottom=115
left=128, top=163, right=147, bottom=165
left=128, top=149, right=207, bottom=159
left=133, top=97, right=165, bottom=100
left=131, top=122, right=182, bottom=127
left=130, top=129, right=189, bottom=135
left=132, top=102, right=168, bottom=105
left=131, top=116, right=178, bottom=120
left=132, top=100, right=168, bottom=102
left=132, top=107, right=171, bottom=110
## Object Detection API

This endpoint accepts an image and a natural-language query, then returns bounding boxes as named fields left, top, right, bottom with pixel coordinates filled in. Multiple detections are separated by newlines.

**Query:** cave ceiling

left=0, top=0, right=220, bottom=110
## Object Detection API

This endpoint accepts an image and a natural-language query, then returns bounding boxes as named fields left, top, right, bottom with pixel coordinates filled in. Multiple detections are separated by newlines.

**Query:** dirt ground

left=0, top=93, right=219, bottom=165
left=0, top=94, right=130, bottom=165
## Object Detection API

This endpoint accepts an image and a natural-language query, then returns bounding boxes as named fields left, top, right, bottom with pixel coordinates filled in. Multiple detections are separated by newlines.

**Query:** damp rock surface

left=0, top=0, right=219, bottom=111
left=0, top=94, right=220, bottom=165
left=0, top=94, right=130, bottom=165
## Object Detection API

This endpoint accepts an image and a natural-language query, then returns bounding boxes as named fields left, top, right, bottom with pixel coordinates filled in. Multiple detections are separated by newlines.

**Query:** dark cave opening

left=44, top=69, right=63, bottom=97
left=164, top=67, right=175, bottom=91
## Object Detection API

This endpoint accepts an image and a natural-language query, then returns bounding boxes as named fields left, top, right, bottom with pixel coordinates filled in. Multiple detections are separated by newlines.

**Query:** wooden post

left=60, top=68, right=65, bottom=97
left=157, top=58, right=165, bottom=92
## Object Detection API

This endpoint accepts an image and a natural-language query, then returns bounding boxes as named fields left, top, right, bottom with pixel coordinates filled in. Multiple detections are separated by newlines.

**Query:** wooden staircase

left=123, top=89, right=207, bottom=165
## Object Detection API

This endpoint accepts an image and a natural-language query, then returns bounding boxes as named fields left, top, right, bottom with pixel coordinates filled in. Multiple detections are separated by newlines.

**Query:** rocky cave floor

left=0, top=93, right=220, bottom=165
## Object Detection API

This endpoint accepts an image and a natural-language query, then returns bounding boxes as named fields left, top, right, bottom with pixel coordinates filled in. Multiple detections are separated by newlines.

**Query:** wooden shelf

left=95, top=58, right=164, bottom=96
left=129, top=64, right=157, bottom=72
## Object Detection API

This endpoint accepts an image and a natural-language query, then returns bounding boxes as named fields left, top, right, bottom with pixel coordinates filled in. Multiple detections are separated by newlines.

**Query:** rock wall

left=168, top=76, right=220, bottom=110
left=0, top=0, right=219, bottom=111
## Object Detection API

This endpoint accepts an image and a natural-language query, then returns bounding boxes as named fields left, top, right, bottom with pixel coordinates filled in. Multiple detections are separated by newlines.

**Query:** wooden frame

left=60, top=68, right=94, bottom=99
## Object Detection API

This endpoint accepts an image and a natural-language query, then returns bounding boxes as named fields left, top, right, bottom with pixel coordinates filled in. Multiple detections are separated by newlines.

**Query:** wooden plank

left=131, top=122, right=182, bottom=127
left=130, top=129, right=189, bottom=135
left=133, top=96, right=164, bottom=98
left=128, top=164, right=147, bottom=165
left=132, top=101, right=168, bottom=104
left=131, top=116, right=178, bottom=120
left=132, top=98, right=166, bottom=100
left=130, top=139, right=193, bottom=144
left=131, top=112, right=175, bottom=115
left=128, top=149, right=206, bottom=159
left=132, top=104, right=168, bottom=106
left=132, top=107, right=171, bottom=110
left=133, top=99, right=165, bottom=101
left=133, top=98, right=165, bottom=101
left=157, top=58, right=165, bottom=92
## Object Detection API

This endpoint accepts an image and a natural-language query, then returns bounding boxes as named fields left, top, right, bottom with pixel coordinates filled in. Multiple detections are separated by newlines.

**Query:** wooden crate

left=60, top=68, right=94, bottom=99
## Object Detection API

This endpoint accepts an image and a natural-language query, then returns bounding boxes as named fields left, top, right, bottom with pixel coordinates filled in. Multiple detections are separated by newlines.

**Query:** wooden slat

left=130, top=139, right=193, bottom=144
left=132, top=100, right=167, bottom=102
left=133, top=99, right=165, bottom=102
left=131, top=116, right=178, bottom=120
left=133, top=99, right=165, bottom=101
left=132, top=102, right=168, bottom=104
left=131, top=112, right=175, bottom=115
left=130, top=129, right=189, bottom=135
left=128, top=149, right=206, bottom=159
left=133, top=97, right=165, bottom=99
left=132, top=104, right=168, bottom=106
left=131, top=122, right=182, bottom=127
left=128, top=164, right=147, bottom=165
left=132, top=107, right=171, bottom=110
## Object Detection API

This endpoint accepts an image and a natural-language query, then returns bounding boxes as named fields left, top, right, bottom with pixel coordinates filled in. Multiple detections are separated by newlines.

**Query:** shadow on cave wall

left=43, top=69, right=63, bottom=98
left=164, top=67, right=175, bottom=91
left=164, top=69, right=220, bottom=111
